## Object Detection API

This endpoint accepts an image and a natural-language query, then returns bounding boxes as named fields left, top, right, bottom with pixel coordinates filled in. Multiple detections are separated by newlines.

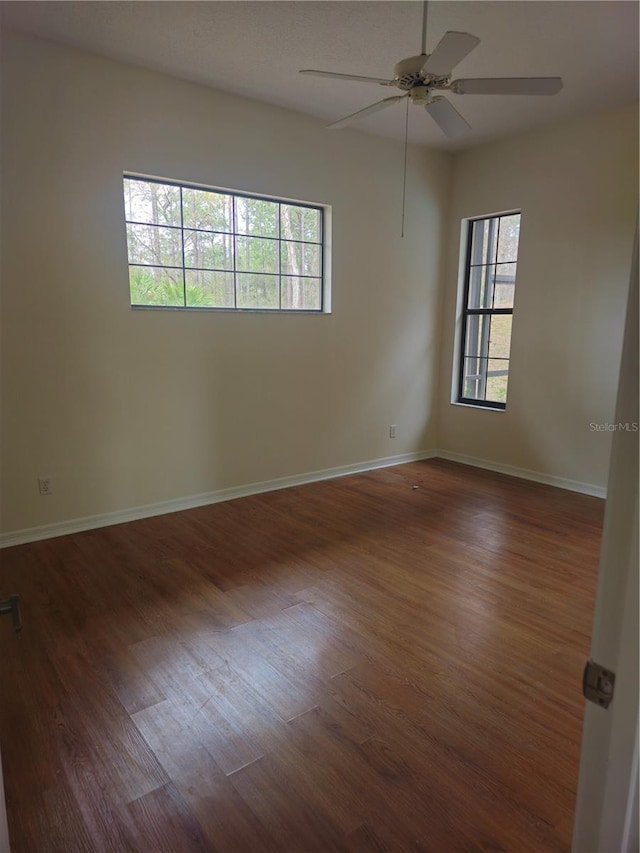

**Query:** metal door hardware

left=0, top=595, right=22, bottom=632
left=582, top=659, right=615, bottom=709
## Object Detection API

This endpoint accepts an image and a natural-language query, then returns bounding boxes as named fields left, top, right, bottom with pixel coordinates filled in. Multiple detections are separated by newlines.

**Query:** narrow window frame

left=456, top=210, right=521, bottom=410
left=123, top=172, right=330, bottom=314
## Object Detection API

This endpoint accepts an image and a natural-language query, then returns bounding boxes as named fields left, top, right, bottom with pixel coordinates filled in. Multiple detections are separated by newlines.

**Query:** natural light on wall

left=123, top=175, right=326, bottom=312
left=455, top=212, right=521, bottom=409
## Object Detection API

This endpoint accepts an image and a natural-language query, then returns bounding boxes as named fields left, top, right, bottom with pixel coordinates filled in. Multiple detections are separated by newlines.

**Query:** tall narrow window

left=457, top=212, right=521, bottom=409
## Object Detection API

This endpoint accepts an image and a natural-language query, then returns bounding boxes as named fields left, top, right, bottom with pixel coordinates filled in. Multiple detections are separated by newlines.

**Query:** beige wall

left=0, top=32, right=451, bottom=534
left=1, top=32, right=636, bottom=538
left=437, top=106, right=638, bottom=488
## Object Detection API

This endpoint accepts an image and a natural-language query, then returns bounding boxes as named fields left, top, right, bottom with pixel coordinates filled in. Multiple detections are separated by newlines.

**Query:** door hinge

left=583, top=659, right=615, bottom=709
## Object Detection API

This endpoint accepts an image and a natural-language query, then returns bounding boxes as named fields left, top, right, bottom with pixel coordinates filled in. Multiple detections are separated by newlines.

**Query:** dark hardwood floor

left=0, top=459, right=603, bottom=852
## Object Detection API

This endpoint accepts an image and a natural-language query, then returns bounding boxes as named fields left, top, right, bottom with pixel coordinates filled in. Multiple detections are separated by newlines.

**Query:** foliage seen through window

left=123, top=177, right=324, bottom=311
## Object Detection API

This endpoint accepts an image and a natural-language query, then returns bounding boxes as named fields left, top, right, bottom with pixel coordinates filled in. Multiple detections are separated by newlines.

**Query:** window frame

left=456, top=211, right=521, bottom=411
left=123, top=173, right=329, bottom=313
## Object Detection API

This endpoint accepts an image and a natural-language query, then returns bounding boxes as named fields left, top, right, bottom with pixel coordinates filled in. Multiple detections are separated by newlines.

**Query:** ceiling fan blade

left=328, top=95, right=407, bottom=130
left=421, top=31, right=480, bottom=76
left=425, top=97, right=471, bottom=138
left=451, top=77, right=563, bottom=95
left=300, top=69, right=393, bottom=85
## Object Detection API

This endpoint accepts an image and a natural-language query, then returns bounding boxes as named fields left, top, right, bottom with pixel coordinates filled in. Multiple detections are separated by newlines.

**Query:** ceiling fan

left=300, top=2, right=563, bottom=138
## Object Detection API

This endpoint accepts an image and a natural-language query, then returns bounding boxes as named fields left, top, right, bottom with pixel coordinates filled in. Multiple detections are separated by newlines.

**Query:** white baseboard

left=434, top=449, right=607, bottom=499
left=0, top=448, right=605, bottom=549
left=0, top=450, right=436, bottom=549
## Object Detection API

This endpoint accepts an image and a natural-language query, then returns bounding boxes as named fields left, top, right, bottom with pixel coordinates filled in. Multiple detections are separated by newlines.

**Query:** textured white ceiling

left=2, top=1, right=638, bottom=150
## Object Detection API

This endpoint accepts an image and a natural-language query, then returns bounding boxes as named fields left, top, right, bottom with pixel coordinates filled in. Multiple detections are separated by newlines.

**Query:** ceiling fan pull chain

left=401, top=97, right=409, bottom=238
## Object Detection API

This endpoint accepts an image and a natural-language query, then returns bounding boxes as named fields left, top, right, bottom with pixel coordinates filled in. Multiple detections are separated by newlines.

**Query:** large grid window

left=457, top=212, right=521, bottom=409
left=123, top=175, right=325, bottom=311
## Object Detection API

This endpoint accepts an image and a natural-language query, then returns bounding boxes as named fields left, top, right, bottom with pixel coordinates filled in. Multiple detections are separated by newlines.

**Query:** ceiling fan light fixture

left=409, top=88, right=431, bottom=104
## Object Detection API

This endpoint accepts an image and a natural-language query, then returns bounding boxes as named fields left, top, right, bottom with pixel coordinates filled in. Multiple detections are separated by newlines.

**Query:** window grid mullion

left=278, top=203, right=282, bottom=310
left=478, top=218, right=498, bottom=399
left=180, top=187, right=186, bottom=307
left=465, top=308, right=513, bottom=316
left=232, top=196, right=238, bottom=309
left=125, top=221, right=319, bottom=246
left=129, top=262, right=320, bottom=280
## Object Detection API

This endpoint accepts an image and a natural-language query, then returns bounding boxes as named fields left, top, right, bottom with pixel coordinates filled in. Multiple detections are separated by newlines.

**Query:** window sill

left=131, top=305, right=329, bottom=315
left=450, top=401, right=506, bottom=412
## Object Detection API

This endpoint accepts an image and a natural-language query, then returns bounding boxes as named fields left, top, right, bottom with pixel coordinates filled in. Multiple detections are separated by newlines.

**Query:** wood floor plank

left=203, top=625, right=321, bottom=722
left=131, top=684, right=280, bottom=851
left=122, top=782, right=211, bottom=852
left=100, top=645, right=166, bottom=716
left=228, top=754, right=347, bottom=853
left=0, top=459, right=602, bottom=851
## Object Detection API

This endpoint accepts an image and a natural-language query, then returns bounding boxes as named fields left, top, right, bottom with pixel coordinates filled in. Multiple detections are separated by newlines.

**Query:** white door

left=572, top=230, right=639, bottom=852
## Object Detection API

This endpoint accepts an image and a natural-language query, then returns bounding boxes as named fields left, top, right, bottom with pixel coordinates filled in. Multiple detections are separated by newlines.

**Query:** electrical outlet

left=38, top=477, right=52, bottom=496
left=390, top=424, right=397, bottom=439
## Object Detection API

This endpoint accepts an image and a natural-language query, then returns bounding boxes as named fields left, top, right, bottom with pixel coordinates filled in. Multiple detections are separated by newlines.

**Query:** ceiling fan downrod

left=421, top=1, right=429, bottom=56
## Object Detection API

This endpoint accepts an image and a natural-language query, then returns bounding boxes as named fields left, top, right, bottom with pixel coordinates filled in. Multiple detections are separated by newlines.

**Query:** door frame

left=572, top=227, right=639, bottom=851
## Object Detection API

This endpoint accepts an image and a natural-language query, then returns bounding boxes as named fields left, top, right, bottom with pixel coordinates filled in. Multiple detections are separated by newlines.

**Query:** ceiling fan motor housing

left=393, top=54, right=429, bottom=87
left=393, top=54, right=448, bottom=92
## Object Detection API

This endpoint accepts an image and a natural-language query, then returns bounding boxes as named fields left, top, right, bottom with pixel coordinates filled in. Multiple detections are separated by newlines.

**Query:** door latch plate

left=582, top=659, right=615, bottom=709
